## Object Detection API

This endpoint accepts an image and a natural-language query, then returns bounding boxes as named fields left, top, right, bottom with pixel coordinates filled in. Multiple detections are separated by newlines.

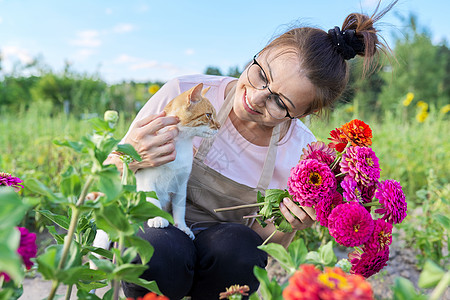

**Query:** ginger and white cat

left=135, top=83, right=220, bottom=239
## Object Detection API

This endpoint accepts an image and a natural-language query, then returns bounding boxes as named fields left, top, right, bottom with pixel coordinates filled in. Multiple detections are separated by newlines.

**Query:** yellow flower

left=402, top=92, right=414, bottom=106
left=416, top=111, right=429, bottom=123
left=148, top=84, right=160, bottom=95
left=345, top=105, right=354, bottom=113
left=416, top=101, right=428, bottom=111
left=440, top=104, right=450, bottom=115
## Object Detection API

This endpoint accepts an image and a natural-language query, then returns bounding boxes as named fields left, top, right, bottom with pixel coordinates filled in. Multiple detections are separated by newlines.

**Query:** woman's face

left=233, top=48, right=315, bottom=127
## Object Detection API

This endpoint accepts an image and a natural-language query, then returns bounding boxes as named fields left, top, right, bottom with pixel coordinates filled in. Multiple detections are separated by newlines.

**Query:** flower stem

left=47, top=175, right=95, bottom=300
left=362, top=200, right=381, bottom=207
left=65, top=285, right=73, bottom=300
left=113, top=235, right=125, bottom=300
left=214, top=203, right=264, bottom=212
left=429, top=271, right=450, bottom=300
left=243, top=214, right=263, bottom=219
left=261, top=229, right=277, bottom=246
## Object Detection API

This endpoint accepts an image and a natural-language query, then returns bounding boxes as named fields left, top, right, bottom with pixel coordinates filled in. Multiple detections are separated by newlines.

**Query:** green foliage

left=397, top=169, right=449, bottom=267
left=256, top=189, right=293, bottom=233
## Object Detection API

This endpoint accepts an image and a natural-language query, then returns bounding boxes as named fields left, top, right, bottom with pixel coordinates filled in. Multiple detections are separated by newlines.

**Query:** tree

left=204, top=66, right=223, bottom=76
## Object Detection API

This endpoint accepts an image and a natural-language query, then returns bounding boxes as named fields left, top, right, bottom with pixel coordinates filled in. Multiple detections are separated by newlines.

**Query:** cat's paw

left=176, top=224, right=195, bottom=240
left=147, top=217, right=169, bottom=228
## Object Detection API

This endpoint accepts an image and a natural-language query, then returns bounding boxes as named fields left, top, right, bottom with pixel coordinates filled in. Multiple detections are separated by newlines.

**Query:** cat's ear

left=188, top=83, right=203, bottom=104
left=201, top=86, right=211, bottom=97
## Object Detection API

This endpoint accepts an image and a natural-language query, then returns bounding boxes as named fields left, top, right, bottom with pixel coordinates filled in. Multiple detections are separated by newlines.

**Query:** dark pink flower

left=300, top=141, right=336, bottom=166
left=17, top=227, right=37, bottom=270
left=341, top=177, right=362, bottom=202
left=360, top=182, right=377, bottom=205
left=328, top=202, right=374, bottom=247
left=0, top=172, right=24, bottom=192
left=287, top=159, right=337, bottom=207
left=363, top=219, right=393, bottom=253
left=349, top=247, right=390, bottom=278
left=374, top=180, right=407, bottom=224
left=340, top=146, right=380, bottom=187
left=315, top=191, right=344, bottom=227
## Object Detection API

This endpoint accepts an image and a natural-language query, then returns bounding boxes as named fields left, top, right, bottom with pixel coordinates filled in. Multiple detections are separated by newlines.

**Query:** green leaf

left=418, top=260, right=445, bottom=288
left=60, top=170, right=82, bottom=198
left=258, top=243, right=295, bottom=274
left=319, top=241, right=337, bottom=267
left=253, top=266, right=283, bottom=300
left=53, top=139, right=85, bottom=153
left=0, top=188, right=29, bottom=230
left=60, top=266, right=108, bottom=285
left=128, top=201, right=174, bottom=224
left=84, top=246, right=114, bottom=260
left=288, top=238, right=308, bottom=269
left=76, top=289, right=103, bottom=300
left=36, top=246, right=60, bottom=280
left=125, top=235, right=154, bottom=265
left=89, top=256, right=115, bottom=274
left=434, top=213, right=450, bottom=231
left=97, top=168, right=122, bottom=202
left=38, top=210, right=70, bottom=230
left=391, top=277, right=427, bottom=300
left=95, top=204, right=134, bottom=237
left=24, top=178, right=65, bottom=202
left=305, top=251, right=321, bottom=265
left=117, top=143, right=142, bottom=162
left=46, top=225, right=65, bottom=244
left=0, top=229, right=23, bottom=284
left=274, top=216, right=293, bottom=233
left=123, top=277, right=162, bottom=295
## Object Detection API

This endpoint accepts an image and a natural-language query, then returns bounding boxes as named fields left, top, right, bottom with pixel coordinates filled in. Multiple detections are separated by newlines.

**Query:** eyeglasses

left=246, top=55, right=294, bottom=119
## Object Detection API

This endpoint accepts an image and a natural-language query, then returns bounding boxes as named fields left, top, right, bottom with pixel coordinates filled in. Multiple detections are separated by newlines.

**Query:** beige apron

left=185, top=84, right=281, bottom=228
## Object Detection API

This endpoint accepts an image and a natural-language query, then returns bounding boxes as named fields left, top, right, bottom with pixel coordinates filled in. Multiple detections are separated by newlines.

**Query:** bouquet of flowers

left=217, top=119, right=407, bottom=278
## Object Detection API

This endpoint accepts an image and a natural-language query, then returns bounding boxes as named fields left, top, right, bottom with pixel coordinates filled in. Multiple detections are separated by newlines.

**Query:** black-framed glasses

left=246, top=55, right=294, bottom=119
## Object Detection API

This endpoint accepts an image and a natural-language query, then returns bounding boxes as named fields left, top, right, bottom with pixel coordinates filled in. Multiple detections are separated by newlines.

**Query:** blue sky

left=0, top=0, right=448, bottom=83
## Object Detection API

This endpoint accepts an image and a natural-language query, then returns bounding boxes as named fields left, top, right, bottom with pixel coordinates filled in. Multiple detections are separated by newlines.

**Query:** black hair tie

left=328, top=26, right=365, bottom=60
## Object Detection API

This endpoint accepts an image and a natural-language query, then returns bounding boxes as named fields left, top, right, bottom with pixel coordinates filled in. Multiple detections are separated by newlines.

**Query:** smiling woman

left=100, top=1, right=398, bottom=299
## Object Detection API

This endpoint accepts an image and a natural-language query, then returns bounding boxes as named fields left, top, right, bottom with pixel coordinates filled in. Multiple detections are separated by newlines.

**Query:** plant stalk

left=429, top=271, right=450, bottom=300
left=362, top=200, right=381, bottom=207
left=47, top=175, right=95, bottom=300
left=261, top=229, right=277, bottom=246
left=113, top=235, right=125, bottom=300
left=65, top=285, right=73, bottom=300
left=214, top=203, right=264, bottom=212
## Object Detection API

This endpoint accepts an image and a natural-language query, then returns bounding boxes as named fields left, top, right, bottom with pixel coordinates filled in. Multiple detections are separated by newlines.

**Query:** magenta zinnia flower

left=315, top=191, right=344, bottom=227
left=0, top=172, right=24, bottom=192
left=17, top=227, right=37, bottom=270
left=328, top=202, right=374, bottom=247
left=0, top=227, right=37, bottom=282
left=341, top=177, right=362, bottom=202
left=340, top=146, right=380, bottom=187
left=349, top=247, right=389, bottom=278
left=363, top=219, right=393, bottom=253
left=287, top=159, right=337, bottom=207
left=300, top=141, right=336, bottom=166
left=374, top=180, right=407, bottom=224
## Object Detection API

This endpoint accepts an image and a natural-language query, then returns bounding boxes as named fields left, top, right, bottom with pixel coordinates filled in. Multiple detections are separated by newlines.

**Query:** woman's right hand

left=123, top=111, right=180, bottom=172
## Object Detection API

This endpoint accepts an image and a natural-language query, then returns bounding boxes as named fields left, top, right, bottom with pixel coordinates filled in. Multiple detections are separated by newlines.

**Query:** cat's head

left=164, top=83, right=220, bottom=138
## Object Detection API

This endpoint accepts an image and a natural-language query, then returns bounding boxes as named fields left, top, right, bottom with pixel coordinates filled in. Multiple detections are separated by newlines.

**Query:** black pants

left=122, top=223, right=268, bottom=300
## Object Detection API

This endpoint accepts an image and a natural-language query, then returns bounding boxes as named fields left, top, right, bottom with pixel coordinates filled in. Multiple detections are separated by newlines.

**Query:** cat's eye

left=205, top=113, right=212, bottom=120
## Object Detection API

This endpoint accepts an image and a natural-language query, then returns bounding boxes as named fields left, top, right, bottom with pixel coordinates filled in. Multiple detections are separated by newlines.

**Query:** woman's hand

left=124, top=111, right=180, bottom=171
left=279, top=197, right=316, bottom=231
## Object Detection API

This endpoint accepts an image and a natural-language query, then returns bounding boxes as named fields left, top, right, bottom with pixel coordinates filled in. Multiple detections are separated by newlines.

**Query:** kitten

left=135, top=83, right=220, bottom=239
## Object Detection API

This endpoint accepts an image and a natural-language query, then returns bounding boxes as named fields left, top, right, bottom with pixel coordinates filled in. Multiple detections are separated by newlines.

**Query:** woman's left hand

left=279, top=197, right=316, bottom=231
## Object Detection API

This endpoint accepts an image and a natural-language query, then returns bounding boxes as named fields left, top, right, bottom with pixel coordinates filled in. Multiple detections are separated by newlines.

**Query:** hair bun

left=328, top=26, right=365, bottom=60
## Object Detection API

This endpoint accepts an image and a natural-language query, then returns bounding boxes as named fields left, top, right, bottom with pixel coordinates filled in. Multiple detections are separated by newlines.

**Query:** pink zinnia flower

left=340, top=146, right=380, bottom=187
left=328, top=202, right=374, bottom=247
left=315, top=191, right=344, bottom=227
left=360, top=182, right=377, bottom=205
left=287, top=159, right=337, bottom=207
left=374, top=180, right=407, bottom=224
left=300, top=141, right=336, bottom=166
left=0, top=172, right=24, bottom=192
left=363, top=219, right=393, bottom=253
left=0, top=227, right=37, bottom=282
left=17, top=227, right=37, bottom=270
left=349, top=247, right=390, bottom=278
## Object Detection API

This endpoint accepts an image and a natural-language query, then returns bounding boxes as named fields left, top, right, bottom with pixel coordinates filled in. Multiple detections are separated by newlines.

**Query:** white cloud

left=105, top=8, right=113, bottom=15
left=113, top=54, right=139, bottom=63
left=70, top=30, right=101, bottom=48
left=1, top=46, right=34, bottom=64
left=74, top=49, right=97, bottom=61
left=184, top=48, right=195, bottom=56
left=130, top=60, right=159, bottom=70
left=113, top=23, right=135, bottom=34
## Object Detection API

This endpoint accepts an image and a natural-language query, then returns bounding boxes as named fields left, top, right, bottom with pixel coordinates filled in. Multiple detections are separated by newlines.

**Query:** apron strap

left=196, top=83, right=280, bottom=191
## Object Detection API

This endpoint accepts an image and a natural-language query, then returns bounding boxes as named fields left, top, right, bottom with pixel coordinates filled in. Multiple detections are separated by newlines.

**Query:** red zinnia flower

left=328, top=128, right=348, bottom=152
left=283, top=264, right=374, bottom=300
left=287, top=159, right=337, bottom=207
left=349, top=247, right=390, bottom=278
left=126, top=292, right=169, bottom=300
left=328, top=202, right=374, bottom=247
left=341, top=119, right=372, bottom=147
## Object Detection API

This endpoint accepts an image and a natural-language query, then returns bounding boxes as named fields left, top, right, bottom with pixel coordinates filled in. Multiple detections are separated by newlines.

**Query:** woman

left=107, top=2, right=395, bottom=299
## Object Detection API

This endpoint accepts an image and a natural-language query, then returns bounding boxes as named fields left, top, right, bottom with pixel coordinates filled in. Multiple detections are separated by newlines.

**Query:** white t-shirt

left=123, top=74, right=316, bottom=190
